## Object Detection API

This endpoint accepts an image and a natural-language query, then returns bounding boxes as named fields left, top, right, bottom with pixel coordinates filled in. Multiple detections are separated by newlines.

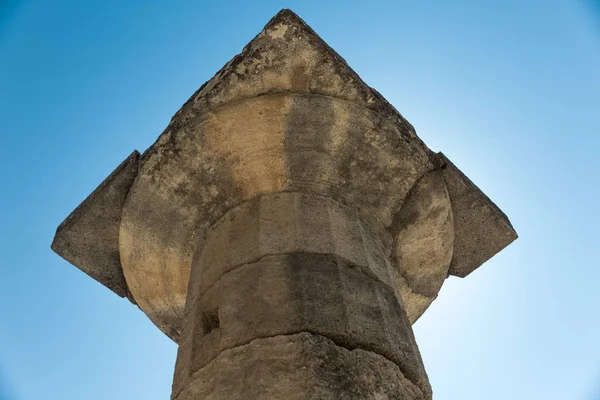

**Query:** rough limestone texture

left=174, top=333, right=426, bottom=400
left=196, top=192, right=395, bottom=297
left=50, top=8, right=518, bottom=400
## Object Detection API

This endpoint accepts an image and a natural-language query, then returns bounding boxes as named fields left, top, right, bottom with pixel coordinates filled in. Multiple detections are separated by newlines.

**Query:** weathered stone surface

left=179, top=253, right=429, bottom=396
left=439, top=153, right=517, bottom=277
left=171, top=192, right=432, bottom=398
left=393, top=169, right=454, bottom=322
left=51, top=9, right=516, bottom=345
left=117, top=10, right=438, bottom=341
left=47, top=10, right=516, bottom=400
left=51, top=10, right=517, bottom=399
left=174, top=333, right=427, bottom=400
left=198, top=192, right=395, bottom=297
left=169, top=9, right=424, bottom=146
left=49, top=9, right=517, bottom=344
left=51, top=151, right=139, bottom=300
left=120, top=93, right=433, bottom=340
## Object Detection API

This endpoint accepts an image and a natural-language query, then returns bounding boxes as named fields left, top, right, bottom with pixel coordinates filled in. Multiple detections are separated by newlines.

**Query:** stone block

left=51, top=151, right=139, bottom=300
left=184, top=253, right=430, bottom=397
left=439, top=153, right=517, bottom=277
left=174, top=333, right=428, bottom=400
left=119, top=94, right=433, bottom=339
left=197, top=192, right=394, bottom=296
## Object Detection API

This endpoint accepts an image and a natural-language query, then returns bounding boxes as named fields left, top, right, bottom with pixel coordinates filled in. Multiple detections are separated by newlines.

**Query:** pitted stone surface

left=174, top=333, right=428, bottom=400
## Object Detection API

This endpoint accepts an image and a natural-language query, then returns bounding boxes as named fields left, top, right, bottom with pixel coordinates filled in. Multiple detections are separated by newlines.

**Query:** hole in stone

left=201, top=308, right=220, bottom=335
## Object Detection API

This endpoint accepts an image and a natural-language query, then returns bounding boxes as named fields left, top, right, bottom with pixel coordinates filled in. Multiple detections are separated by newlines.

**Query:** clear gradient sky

left=1, top=1, right=599, bottom=399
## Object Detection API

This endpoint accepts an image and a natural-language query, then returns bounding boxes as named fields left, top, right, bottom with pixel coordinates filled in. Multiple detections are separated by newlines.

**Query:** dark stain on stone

left=201, top=308, right=220, bottom=335
left=283, top=94, right=335, bottom=189
left=291, top=64, right=310, bottom=91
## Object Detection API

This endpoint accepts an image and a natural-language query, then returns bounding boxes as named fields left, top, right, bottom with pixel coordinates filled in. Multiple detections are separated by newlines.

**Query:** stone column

left=171, top=192, right=431, bottom=399
left=51, top=9, right=517, bottom=400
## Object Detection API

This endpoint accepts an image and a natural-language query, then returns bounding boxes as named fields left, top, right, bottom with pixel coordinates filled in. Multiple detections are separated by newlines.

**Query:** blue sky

left=0, top=1, right=599, bottom=399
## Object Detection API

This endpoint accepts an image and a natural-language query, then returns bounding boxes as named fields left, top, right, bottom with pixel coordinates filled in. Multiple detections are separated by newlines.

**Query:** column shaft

left=172, top=192, right=431, bottom=399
